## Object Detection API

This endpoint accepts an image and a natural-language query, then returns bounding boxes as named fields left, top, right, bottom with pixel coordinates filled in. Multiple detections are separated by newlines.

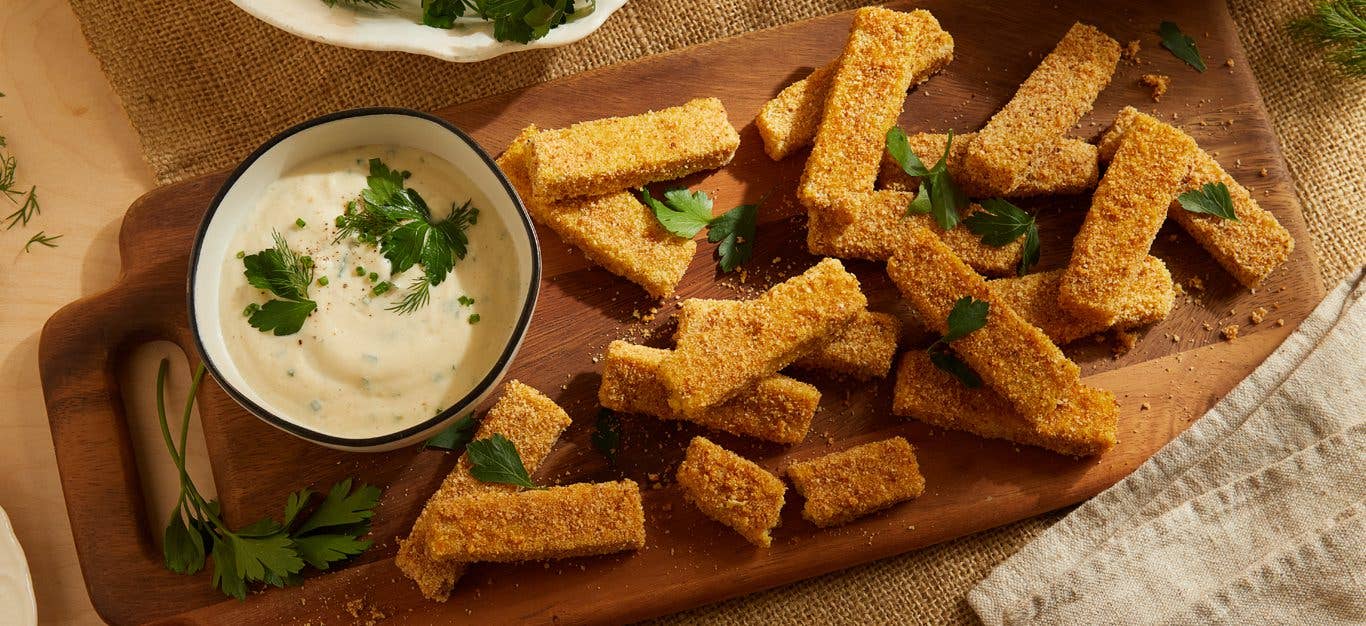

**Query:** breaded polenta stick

left=1059, top=114, right=1199, bottom=324
left=528, top=97, right=740, bottom=202
left=809, top=190, right=1022, bottom=275
left=878, top=133, right=1099, bottom=197
left=424, top=481, right=645, bottom=563
left=989, top=256, right=1174, bottom=345
left=1098, top=107, right=1295, bottom=288
left=755, top=25, right=954, bottom=161
left=887, top=228, right=1081, bottom=422
left=396, top=381, right=572, bottom=601
left=963, top=23, right=1120, bottom=195
left=680, top=300, right=900, bottom=379
left=892, top=352, right=1117, bottom=457
left=785, top=437, right=925, bottom=527
left=659, top=258, right=866, bottom=414
left=798, top=8, right=954, bottom=220
left=498, top=128, right=694, bottom=298
left=676, top=437, right=787, bottom=547
left=599, top=341, right=818, bottom=444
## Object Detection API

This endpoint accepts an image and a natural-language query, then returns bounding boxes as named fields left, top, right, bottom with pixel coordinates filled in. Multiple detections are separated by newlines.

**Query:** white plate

left=230, top=0, right=628, bottom=63
left=0, top=506, right=37, bottom=626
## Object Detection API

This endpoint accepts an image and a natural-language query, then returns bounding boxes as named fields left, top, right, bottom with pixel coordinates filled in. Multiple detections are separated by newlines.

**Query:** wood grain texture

left=39, top=1, right=1324, bottom=624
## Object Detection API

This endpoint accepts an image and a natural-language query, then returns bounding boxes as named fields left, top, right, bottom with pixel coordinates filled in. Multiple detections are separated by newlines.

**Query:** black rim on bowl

left=186, top=107, right=541, bottom=448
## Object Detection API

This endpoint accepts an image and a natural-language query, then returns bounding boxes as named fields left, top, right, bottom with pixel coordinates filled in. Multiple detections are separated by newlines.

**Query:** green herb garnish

left=424, top=413, right=479, bottom=451
left=591, top=409, right=621, bottom=465
left=1291, top=1, right=1366, bottom=76
left=466, top=434, right=539, bottom=489
left=962, top=199, right=1040, bottom=276
left=1, top=100, right=42, bottom=233
left=324, top=0, right=397, bottom=7
left=417, top=0, right=591, bottom=43
left=458, top=295, right=475, bottom=306
left=1178, top=182, right=1239, bottom=220
left=927, top=296, right=989, bottom=387
left=242, top=230, right=317, bottom=336
left=154, top=360, right=379, bottom=599
left=23, top=230, right=60, bottom=252
left=886, top=127, right=968, bottom=230
left=642, top=187, right=760, bottom=273
left=317, top=276, right=329, bottom=287
left=335, top=158, right=479, bottom=315
left=371, top=281, right=392, bottom=296
left=468, top=313, right=481, bottom=324
left=1159, top=21, right=1207, bottom=72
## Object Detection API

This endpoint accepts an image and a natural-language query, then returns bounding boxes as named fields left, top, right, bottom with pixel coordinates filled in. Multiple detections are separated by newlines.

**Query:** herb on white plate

left=640, top=187, right=759, bottom=273
left=927, top=296, right=989, bottom=387
left=241, top=230, right=317, bottom=336
left=334, top=158, right=480, bottom=315
left=963, top=198, right=1041, bottom=276
left=1178, top=181, right=1239, bottom=220
left=326, top=0, right=595, bottom=44
left=1159, top=21, right=1207, bottom=72
left=154, top=360, right=380, bottom=599
left=886, top=127, right=968, bottom=230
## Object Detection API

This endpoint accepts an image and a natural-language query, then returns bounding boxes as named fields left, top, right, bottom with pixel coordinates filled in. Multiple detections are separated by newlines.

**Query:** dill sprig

left=24, top=231, right=60, bottom=252
left=1291, top=0, right=1366, bottom=76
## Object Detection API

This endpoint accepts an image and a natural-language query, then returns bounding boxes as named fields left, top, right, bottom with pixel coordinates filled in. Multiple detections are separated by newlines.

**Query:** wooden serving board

left=40, top=1, right=1324, bottom=623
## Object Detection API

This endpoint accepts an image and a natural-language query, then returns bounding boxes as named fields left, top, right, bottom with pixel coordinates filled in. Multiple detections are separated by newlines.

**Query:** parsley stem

left=154, top=360, right=222, bottom=529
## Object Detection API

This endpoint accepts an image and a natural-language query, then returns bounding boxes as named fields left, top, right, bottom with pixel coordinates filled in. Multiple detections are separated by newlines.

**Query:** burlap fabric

left=65, top=0, right=1363, bottom=623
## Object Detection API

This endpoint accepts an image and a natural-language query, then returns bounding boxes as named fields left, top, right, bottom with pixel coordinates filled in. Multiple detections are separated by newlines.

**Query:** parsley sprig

left=641, top=187, right=758, bottom=273
left=467, top=434, right=542, bottom=489
left=242, top=231, right=317, bottom=336
left=963, top=198, right=1041, bottom=276
left=886, top=127, right=968, bottom=230
left=1159, top=21, right=1207, bottom=72
left=927, top=297, right=989, bottom=387
left=421, top=0, right=590, bottom=42
left=1177, top=182, right=1239, bottom=220
left=335, top=158, right=480, bottom=315
left=424, top=413, right=480, bottom=451
left=154, top=360, right=380, bottom=599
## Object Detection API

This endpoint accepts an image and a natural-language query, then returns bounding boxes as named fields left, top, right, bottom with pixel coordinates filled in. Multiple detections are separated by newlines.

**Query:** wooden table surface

left=0, top=3, right=220, bottom=623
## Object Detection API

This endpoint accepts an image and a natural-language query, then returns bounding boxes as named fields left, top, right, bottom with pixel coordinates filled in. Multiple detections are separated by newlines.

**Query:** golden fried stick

left=963, top=23, right=1120, bottom=195
left=1097, top=106, right=1295, bottom=288
left=989, top=256, right=1174, bottom=345
left=892, top=351, right=1117, bottom=457
left=527, top=97, right=740, bottom=202
left=498, top=128, right=695, bottom=298
left=396, top=380, right=573, bottom=601
left=598, top=341, right=818, bottom=444
left=785, top=436, right=925, bottom=527
left=797, top=8, right=954, bottom=220
left=1059, top=114, right=1199, bottom=324
left=809, top=190, right=1022, bottom=276
left=423, top=481, right=645, bottom=563
left=676, top=437, right=787, bottom=547
left=878, top=132, right=1099, bottom=197
left=659, top=258, right=866, bottom=415
left=887, top=228, right=1081, bottom=422
left=755, top=24, right=954, bottom=161
left=679, top=300, right=900, bottom=380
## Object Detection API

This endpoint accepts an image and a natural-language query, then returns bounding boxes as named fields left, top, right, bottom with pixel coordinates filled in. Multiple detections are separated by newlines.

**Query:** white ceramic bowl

left=230, top=0, right=628, bottom=63
left=188, top=108, right=540, bottom=452
left=0, top=506, right=36, bottom=626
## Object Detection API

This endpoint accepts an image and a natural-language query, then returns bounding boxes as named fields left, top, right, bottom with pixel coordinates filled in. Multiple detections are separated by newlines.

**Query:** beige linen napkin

left=969, top=267, right=1366, bottom=625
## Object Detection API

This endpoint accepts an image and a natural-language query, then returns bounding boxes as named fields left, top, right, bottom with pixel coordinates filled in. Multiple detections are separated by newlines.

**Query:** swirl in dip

left=219, top=145, right=522, bottom=438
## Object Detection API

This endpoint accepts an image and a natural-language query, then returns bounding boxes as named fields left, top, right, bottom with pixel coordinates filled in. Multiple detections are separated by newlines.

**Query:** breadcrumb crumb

left=1139, top=73, right=1170, bottom=101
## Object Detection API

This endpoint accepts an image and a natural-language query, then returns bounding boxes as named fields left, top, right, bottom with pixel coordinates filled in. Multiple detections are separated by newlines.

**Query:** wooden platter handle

left=38, top=260, right=214, bottom=623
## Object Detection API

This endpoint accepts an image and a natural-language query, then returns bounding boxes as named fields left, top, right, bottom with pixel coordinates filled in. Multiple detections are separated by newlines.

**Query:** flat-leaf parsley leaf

left=963, top=198, right=1041, bottom=276
left=242, top=230, right=316, bottom=336
left=592, top=409, right=622, bottom=464
left=926, top=296, right=989, bottom=387
left=424, top=413, right=480, bottom=451
left=1159, top=21, right=1207, bottom=72
left=640, top=187, right=713, bottom=238
left=708, top=203, right=758, bottom=273
left=886, top=127, right=967, bottom=230
left=1177, top=181, right=1239, bottom=220
left=467, top=434, right=540, bottom=489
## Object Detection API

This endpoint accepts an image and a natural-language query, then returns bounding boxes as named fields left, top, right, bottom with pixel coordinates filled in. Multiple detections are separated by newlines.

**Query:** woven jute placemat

left=67, top=0, right=1363, bottom=623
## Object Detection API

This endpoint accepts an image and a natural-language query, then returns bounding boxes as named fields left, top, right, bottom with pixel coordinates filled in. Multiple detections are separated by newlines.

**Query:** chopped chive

left=356, top=266, right=366, bottom=276
left=295, top=218, right=307, bottom=228
left=317, top=276, right=329, bottom=287
left=368, top=271, right=378, bottom=282
left=301, top=256, right=314, bottom=269
left=458, top=295, right=475, bottom=306
left=235, top=250, right=245, bottom=259
left=468, top=313, right=481, bottom=324
left=243, top=303, right=260, bottom=317
left=372, top=281, right=393, bottom=296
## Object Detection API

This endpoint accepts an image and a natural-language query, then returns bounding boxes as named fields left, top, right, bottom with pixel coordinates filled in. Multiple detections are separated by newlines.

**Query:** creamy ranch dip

left=220, top=145, right=522, bottom=438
